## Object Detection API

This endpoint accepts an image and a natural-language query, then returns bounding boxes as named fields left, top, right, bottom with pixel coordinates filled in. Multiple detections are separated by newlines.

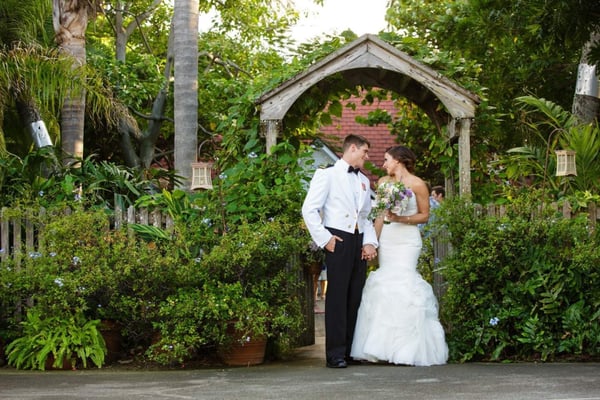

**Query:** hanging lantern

left=190, top=161, right=214, bottom=190
left=555, top=150, right=577, bottom=176
left=190, top=138, right=216, bottom=190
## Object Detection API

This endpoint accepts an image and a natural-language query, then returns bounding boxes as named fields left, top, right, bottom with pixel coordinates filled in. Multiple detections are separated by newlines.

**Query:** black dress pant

left=323, top=227, right=367, bottom=361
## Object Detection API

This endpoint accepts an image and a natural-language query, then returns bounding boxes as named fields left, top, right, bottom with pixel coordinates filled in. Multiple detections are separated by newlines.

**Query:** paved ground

left=1, top=299, right=599, bottom=400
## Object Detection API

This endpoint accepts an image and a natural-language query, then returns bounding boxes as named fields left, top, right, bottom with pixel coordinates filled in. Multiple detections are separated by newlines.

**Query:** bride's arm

left=373, top=177, right=388, bottom=238
left=374, top=216, right=384, bottom=239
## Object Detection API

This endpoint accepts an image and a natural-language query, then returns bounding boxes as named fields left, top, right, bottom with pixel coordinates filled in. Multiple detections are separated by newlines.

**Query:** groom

left=302, top=134, right=378, bottom=368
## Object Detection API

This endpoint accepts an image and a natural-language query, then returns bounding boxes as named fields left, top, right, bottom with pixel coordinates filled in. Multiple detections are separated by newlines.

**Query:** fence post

left=589, top=202, right=597, bottom=232
left=0, top=208, right=8, bottom=263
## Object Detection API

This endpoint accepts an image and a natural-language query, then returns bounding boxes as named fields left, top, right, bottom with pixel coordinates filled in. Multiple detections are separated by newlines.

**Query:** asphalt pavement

left=1, top=299, right=599, bottom=400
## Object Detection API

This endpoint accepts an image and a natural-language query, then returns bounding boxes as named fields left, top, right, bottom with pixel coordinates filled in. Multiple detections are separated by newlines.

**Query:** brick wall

left=319, top=95, right=398, bottom=187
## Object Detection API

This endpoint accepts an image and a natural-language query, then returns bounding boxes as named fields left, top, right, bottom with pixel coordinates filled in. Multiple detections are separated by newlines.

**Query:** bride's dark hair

left=386, top=145, right=417, bottom=173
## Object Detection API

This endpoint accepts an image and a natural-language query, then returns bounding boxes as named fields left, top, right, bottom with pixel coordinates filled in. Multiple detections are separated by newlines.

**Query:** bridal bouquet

left=369, top=181, right=413, bottom=220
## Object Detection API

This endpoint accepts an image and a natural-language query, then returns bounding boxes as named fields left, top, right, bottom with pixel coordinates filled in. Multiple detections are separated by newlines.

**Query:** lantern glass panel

left=191, top=162, right=214, bottom=190
left=555, top=150, right=577, bottom=176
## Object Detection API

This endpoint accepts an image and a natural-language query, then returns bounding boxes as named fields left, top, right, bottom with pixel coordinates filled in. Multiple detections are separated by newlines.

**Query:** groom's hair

left=343, top=134, right=370, bottom=151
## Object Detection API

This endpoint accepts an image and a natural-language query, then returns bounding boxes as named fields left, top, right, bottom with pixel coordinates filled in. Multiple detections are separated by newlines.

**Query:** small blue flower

left=39, top=190, right=44, bottom=197
left=28, top=251, right=42, bottom=259
left=74, top=193, right=81, bottom=202
left=72, top=256, right=81, bottom=265
left=489, top=317, right=500, bottom=326
left=219, top=173, right=227, bottom=180
left=0, top=248, right=4, bottom=254
left=54, top=278, right=64, bottom=287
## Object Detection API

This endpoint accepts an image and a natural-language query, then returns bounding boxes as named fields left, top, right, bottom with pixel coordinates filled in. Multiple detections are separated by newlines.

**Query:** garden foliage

left=435, top=193, right=600, bottom=362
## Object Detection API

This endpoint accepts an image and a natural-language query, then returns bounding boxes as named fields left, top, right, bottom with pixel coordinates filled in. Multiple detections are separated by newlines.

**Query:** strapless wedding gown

left=351, top=194, right=448, bottom=366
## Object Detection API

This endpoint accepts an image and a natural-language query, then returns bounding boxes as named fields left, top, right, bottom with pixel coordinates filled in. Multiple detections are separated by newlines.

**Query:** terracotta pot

left=218, top=323, right=267, bottom=366
left=100, top=320, right=122, bottom=363
left=219, top=335, right=268, bottom=366
left=45, top=355, right=75, bottom=370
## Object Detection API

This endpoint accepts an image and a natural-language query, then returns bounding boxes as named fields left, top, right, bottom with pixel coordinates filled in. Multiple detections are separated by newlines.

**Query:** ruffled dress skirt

left=350, top=222, right=448, bottom=366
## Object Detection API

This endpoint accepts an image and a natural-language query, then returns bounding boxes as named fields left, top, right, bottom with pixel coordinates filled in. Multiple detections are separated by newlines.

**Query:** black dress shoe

left=326, top=358, right=347, bottom=368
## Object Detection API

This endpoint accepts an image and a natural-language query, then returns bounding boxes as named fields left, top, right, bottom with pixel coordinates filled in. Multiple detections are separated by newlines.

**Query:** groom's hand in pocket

left=325, top=235, right=343, bottom=252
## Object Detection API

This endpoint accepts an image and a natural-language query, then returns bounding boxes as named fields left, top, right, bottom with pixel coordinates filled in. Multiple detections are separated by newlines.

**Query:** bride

left=351, top=145, right=448, bottom=366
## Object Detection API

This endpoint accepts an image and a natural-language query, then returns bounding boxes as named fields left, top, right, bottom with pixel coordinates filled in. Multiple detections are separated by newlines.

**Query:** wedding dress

left=350, top=193, right=448, bottom=366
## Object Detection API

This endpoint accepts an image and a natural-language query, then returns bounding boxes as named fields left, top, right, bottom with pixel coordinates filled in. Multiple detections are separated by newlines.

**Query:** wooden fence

left=3, top=201, right=596, bottom=262
left=0, top=206, right=175, bottom=263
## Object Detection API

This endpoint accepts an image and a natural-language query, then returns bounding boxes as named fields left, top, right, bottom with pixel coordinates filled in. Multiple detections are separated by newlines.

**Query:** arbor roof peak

left=257, top=34, right=480, bottom=122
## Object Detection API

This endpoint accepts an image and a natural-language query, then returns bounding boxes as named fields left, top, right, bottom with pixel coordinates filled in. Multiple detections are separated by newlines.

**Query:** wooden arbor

left=256, top=34, right=480, bottom=196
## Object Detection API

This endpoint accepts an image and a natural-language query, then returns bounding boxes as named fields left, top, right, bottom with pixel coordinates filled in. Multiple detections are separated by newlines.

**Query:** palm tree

left=173, top=0, right=198, bottom=188
left=0, top=0, right=70, bottom=160
left=499, top=96, right=600, bottom=195
left=52, top=0, right=102, bottom=165
left=572, top=30, right=600, bottom=124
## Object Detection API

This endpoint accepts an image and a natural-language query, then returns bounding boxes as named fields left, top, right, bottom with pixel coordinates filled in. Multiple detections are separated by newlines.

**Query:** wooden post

left=261, top=120, right=281, bottom=155
left=457, top=118, right=472, bottom=197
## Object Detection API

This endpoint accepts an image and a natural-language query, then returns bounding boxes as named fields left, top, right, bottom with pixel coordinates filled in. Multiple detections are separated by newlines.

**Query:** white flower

left=202, top=218, right=212, bottom=226
left=54, top=278, right=64, bottom=287
left=489, top=317, right=500, bottom=326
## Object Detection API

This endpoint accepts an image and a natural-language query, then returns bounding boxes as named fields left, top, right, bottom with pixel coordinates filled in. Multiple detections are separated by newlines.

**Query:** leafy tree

left=386, top=0, right=600, bottom=129
left=382, top=0, right=600, bottom=201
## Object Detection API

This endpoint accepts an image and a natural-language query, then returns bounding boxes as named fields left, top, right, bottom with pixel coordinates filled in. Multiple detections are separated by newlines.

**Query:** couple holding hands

left=302, top=134, right=448, bottom=368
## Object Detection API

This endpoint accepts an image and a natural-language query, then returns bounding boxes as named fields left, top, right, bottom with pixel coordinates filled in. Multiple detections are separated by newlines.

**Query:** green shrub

left=435, top=194, right=600, bottom=362
left=147, top=218, right=308, bottom=365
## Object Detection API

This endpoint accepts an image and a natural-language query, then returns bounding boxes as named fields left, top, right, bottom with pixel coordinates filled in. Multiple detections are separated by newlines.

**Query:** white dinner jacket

left=302, top=159, right=378, bottom=249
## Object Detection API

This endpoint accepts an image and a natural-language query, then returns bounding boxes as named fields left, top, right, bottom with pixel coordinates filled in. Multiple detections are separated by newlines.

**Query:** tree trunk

left=572, top=30, right=600, bottom=125
left=173, top=0, right=198, bottom=189
left=52, top=0, right=89, bottom=165
left=114, top=0, right=163, bottom=63
left=110, top=0, right=170, bottom=169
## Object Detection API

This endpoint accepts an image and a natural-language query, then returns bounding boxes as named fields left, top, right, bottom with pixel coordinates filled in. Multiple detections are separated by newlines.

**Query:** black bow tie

left=347, top=166, right=360, bottom=174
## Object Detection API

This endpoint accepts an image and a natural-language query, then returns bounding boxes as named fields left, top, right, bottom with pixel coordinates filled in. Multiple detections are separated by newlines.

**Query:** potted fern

left=6, top=307, right=106, bottom=370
